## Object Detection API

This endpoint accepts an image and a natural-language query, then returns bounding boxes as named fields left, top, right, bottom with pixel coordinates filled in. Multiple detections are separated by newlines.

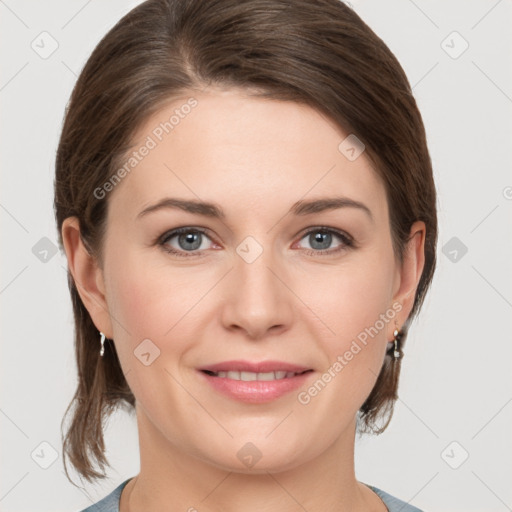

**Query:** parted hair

left=54, top=0, right=437, bottom=483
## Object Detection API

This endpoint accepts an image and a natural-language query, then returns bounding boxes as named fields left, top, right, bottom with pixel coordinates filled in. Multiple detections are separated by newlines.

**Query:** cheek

left=295, top=250, right=396, bottom=402
left=107, top=261, right=193, bottom=343
left=299, top=254, right=396, bottom=344
left=103, top=257, right=193, bottom=407
left=104, top=247, right=219, bottom=370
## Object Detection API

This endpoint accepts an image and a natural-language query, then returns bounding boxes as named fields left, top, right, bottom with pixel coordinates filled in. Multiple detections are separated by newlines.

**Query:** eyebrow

left=137, top=196, right=373, bottom=222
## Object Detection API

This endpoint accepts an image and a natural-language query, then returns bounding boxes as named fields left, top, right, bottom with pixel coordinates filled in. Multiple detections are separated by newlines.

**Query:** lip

left=198, top=360, right=314, bottom=404
left=199, top=360, right=311, bottom=373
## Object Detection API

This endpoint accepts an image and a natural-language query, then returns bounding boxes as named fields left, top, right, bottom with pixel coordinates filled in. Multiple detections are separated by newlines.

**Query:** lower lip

left=198, top=371, right=313, bottom=403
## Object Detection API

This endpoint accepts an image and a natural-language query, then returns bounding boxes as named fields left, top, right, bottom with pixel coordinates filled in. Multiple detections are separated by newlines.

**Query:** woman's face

left=89, top=87, right=423, bottom=472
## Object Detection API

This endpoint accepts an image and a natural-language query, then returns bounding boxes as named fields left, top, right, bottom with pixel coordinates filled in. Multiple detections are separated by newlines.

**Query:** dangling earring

left=392, top=324, right=401, bottom=359
left=99, top=332, right=106, bottom=357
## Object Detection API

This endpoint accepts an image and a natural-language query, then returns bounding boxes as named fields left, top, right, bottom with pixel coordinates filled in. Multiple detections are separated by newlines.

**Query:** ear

left=61, top=217, right=114, bottom=338
left=391, top=220, right=426, bottom=330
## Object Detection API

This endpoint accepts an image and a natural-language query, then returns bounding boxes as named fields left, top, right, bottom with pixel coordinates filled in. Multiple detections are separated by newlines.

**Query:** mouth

left=201, top=369, right=313, bottom=381
left=198, top=360, right=314, bottom=403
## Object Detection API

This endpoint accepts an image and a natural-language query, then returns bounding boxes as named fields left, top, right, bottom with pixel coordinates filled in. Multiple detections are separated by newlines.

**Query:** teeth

left=211, top=370, right=302, bottom=381
left=256, top=372, right=275, bottom=381
left=240, top=371, right=257, bottom=381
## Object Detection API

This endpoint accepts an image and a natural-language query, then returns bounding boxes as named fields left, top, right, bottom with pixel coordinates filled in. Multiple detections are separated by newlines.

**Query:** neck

left=120, top=405, right=383, bottom=512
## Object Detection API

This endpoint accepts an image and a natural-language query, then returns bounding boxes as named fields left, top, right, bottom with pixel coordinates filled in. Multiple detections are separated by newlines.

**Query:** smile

left=202, top=370, right=310, bottom=381
left=199, top=367, right=314, bottom=403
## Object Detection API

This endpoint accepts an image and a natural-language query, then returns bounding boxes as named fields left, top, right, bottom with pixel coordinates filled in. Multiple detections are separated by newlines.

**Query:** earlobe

left=392, top=220, right=426, bottom=325
left=61, top=217, right=113, bottom=338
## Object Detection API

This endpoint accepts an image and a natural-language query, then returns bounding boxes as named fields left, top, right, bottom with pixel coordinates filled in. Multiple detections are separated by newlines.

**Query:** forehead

left=107, top=87, right=387, bottom=222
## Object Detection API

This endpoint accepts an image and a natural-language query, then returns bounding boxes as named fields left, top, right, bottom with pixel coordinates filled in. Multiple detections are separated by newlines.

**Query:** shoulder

left=365, top=484, right=425, bottom=512
left=76, top=478, right=132, bottom=512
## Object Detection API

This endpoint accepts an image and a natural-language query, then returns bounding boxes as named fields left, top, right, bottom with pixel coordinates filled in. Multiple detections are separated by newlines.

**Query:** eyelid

left=296, top=226, right=354, bottom=244
left=158, top=226, right=212, bottom=244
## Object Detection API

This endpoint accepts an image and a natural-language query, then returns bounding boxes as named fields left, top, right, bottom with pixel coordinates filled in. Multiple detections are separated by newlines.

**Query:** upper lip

left=199, top=360, right=312, bottom=373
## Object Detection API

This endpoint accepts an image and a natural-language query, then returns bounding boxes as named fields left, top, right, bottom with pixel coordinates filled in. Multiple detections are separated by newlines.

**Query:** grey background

left=1, top=1, right=511, bottom=511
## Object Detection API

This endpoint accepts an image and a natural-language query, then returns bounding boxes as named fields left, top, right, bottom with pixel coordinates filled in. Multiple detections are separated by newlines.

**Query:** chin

left=194, top=436, right=314, bottom=475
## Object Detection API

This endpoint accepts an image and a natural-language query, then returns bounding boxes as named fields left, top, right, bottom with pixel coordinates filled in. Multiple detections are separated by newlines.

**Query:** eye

left=295, top=227, right=354, bottom=256
left=157, top=226, right=354, bottom=258
left=159, top=227, right=216, bottom=257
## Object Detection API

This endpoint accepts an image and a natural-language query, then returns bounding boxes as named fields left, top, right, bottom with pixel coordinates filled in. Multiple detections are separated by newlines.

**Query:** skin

left=62, top=86, right=425, bottom=512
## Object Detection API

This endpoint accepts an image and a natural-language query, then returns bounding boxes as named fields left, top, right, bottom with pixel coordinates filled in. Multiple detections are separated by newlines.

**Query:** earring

left=392, top=326, right=401, bottom=359
left=99, top=332, right=106, bottom=357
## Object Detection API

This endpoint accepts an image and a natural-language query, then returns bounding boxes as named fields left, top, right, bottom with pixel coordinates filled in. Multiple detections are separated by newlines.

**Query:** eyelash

left=157, top=226, right=355, bottom=258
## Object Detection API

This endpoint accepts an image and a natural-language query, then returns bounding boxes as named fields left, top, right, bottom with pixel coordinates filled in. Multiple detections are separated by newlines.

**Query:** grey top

left=78, top=478, right=424, bottom=512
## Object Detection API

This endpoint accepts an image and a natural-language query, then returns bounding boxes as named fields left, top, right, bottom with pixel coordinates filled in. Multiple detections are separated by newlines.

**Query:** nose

left=220, top=244, right=295, bottom=340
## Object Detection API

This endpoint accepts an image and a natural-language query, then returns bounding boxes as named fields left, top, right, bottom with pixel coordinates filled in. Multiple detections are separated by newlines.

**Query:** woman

left=55, top=0, right=437, bottom=510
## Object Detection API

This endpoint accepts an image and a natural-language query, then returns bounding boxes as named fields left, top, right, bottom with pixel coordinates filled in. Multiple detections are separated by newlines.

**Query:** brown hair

left=54, top=0, right=437, bottom=483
